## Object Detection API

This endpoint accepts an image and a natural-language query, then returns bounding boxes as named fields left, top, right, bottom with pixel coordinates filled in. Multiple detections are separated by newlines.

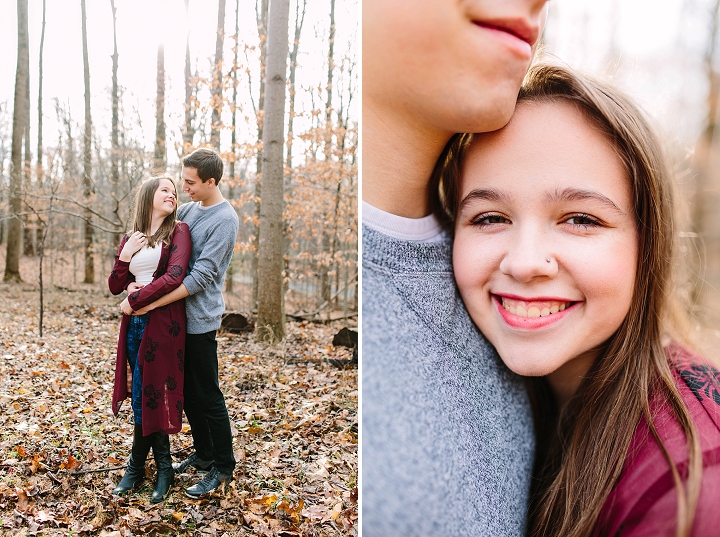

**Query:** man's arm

left=132, top=283, right=189, bottom=315
left=134, top=208, right=237, bottom=314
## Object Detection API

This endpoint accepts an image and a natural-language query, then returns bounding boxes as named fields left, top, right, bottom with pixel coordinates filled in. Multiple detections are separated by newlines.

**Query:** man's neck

left=200, top=189, right=224, bottom=207
left=362, top=103, right=451, bottom=219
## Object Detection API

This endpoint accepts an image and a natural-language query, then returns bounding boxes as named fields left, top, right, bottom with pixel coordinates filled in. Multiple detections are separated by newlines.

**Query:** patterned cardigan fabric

left=596, top=344, right=720, bottom=536
left=108, top=222, right=191, bottom=436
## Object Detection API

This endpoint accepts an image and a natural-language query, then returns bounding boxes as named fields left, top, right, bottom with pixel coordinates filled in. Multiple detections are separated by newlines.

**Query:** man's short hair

left=182, top=148, right=224, bottom=185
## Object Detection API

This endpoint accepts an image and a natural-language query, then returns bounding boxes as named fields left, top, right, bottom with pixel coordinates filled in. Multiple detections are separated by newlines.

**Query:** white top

left=362, top=201, right=447, bottom=242
left=129, top=244, right=162, bottom=286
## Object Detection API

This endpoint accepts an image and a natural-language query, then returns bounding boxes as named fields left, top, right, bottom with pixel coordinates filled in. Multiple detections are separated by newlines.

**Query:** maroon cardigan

left=108, top=222, right=191, bottom=435
left=596, top=345, right=720, bottom=536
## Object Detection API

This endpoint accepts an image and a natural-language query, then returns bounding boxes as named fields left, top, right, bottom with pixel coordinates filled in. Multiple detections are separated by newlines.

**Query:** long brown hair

left=129, top=176, right=179, bottom=248
left=434, top=63, right=701, bottom=537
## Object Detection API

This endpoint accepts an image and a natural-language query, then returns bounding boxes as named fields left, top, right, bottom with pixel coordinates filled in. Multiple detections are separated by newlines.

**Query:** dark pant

left=184, top=331, right=236, bottom=475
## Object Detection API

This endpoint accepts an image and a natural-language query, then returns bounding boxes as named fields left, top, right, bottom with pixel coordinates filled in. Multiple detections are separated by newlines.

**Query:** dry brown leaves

left=0, top=283, right=357, bottom=536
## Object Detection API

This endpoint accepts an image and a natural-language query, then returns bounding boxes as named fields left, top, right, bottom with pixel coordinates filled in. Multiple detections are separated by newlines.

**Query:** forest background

left=0, top=0, right=358, bottom=330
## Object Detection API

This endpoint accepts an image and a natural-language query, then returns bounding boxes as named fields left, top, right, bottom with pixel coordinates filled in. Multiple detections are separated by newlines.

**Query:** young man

left=362, top=1, right=548, bottom=535
left=134, top=148, right=239, bottom=498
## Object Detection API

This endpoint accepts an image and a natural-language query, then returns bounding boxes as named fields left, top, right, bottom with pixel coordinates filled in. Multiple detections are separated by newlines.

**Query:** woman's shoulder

left=172, top=221, right=191, bottom=238
left=596, top=344, right=720, bottom=536
left=667, top=343, right=720, bottom=420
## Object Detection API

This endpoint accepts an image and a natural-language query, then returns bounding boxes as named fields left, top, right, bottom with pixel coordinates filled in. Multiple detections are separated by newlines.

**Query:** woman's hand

left=120, top=297, right=134, bottom=315
left=118, top=231, right=147, bottom=262
left=126, top=282, right=145, bottom=293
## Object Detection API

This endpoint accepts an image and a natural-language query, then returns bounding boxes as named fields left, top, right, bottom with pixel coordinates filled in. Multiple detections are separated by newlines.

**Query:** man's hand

left=133, top=304, right=151, bottom=315
left=120, top=297, right=134, bottom=316
left=127, top=282, right=145, bottom=293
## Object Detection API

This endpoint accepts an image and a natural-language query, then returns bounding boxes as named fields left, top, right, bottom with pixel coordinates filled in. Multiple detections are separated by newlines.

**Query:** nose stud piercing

left=546, top=258, right=551, bottom=263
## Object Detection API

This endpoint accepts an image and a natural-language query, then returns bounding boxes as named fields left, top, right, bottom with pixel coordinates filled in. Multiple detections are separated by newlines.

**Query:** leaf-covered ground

left=0, top=283, right=357, bottom=536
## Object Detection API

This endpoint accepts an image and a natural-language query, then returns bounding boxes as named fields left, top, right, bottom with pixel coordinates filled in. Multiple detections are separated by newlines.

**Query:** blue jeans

left=125, top=314, right=149, bottom=425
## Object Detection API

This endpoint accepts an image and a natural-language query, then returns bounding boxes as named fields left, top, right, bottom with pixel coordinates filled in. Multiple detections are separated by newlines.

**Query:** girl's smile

left=453, top=100, right=638, bottom=400
left=493, top=294, right=579, bottom=329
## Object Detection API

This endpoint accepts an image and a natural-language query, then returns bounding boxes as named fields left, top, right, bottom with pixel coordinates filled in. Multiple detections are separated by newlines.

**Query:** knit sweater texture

left=178, top=200, right=238, bottom=334
left=361, top=225, right=535, bottom=536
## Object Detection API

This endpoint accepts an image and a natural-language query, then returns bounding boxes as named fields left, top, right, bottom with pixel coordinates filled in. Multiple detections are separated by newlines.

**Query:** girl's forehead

left=461, top=100, right=632, bottom=208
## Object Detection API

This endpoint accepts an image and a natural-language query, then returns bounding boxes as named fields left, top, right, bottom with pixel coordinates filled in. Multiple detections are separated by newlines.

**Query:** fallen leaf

left=16, top=487, right=31, bottom=511
left=330, top=502, right=343, bottom=521
left=60, top=454, right=81, bottom=471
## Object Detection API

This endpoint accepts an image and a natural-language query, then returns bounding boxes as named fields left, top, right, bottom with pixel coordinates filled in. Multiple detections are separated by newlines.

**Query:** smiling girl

left=108, top=176, right=191, bottom=503
left=433, top=64, right=720, bottom=536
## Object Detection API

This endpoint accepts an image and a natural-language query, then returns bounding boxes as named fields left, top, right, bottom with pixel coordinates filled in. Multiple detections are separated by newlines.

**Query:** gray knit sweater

left=362, top=225, right=535, bottom=536
left=178, top=200, right=238, bottom=334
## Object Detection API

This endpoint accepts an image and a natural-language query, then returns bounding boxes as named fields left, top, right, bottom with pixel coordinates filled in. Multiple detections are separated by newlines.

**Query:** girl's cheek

left=452, top=236, right=479, bottom=289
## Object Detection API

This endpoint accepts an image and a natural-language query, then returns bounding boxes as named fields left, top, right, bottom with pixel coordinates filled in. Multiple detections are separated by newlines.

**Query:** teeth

left=501, top=297, right=572, bottom=318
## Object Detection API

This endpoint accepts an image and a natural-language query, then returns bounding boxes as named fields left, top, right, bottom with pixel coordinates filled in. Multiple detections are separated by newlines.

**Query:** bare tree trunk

left=210, top=0, right=226, bottom=150
left=255, top=0, right=289, bottom=342
left=226, top=0, right=241, bottom=293
left=282, top=0, right=305, bottom=304
left=33, top=0, right=47, bottom=279
left=4, top=0, right=29, bottom=283
left=182, top=0, right=195, bottom=153
left=153, top=44, right=167, bottom=174
left=251, top=0, right=269, bottom=311
left=81, top=0, right=95, bottom=284
left=36, top=181, right=56, bottom=337
left=23, top=112, right=34, bottom=256
left=254, top=0, right=269, bottom=177
left=37, top=0, right=46, bottom=189
left=286, top=0, right=306, bottom=170
left=109, top=0, right=121, bottom=247
left=319, top=0, right=336, bottom=306
left=229, top=0, right=240, bottom=199
left=324, top=0, right=335, bottom=160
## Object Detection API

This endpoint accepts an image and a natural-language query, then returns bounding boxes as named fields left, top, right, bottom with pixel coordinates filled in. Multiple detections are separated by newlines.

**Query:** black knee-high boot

left=113, top=424, right=153, bottom=495
left=151, top=433, right=175, bottom=503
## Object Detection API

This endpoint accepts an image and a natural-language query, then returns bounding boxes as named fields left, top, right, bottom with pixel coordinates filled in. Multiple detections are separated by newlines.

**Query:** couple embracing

left=107, top=148, right=238, bottom=503
left=363, top=0, right=720, bottom=535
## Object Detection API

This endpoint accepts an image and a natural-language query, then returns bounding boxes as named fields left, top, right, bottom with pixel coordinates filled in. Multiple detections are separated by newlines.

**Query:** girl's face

left=453, top=101, right=638, bottom=400
left=153, top=178, right=177, bottom=218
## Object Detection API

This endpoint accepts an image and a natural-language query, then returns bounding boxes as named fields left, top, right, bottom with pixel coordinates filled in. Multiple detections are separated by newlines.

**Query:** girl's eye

left=564, top=213, right=601, bottom=227
left=470, top=213, right=510, bottom=227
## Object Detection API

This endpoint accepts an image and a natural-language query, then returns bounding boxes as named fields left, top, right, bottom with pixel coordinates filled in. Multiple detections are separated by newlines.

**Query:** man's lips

left=473, top=18, right=539, bottom=47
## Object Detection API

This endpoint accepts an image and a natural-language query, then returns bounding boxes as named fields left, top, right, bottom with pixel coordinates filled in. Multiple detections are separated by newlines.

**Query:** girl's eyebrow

left=458, top=188, right=511, bottom=211
left=458, top=186, right=625, bottom=215
left=547, top=187, right=624, bottom=214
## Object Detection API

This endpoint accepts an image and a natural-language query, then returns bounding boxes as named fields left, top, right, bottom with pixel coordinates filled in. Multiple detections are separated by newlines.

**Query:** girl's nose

left=499, top=229, right=558, bottom=283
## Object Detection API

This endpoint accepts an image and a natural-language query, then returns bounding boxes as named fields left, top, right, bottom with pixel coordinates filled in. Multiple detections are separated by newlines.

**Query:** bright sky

left=1, top=0, right=713, bottom=167
left=0, top=0, right=358, bottom=167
